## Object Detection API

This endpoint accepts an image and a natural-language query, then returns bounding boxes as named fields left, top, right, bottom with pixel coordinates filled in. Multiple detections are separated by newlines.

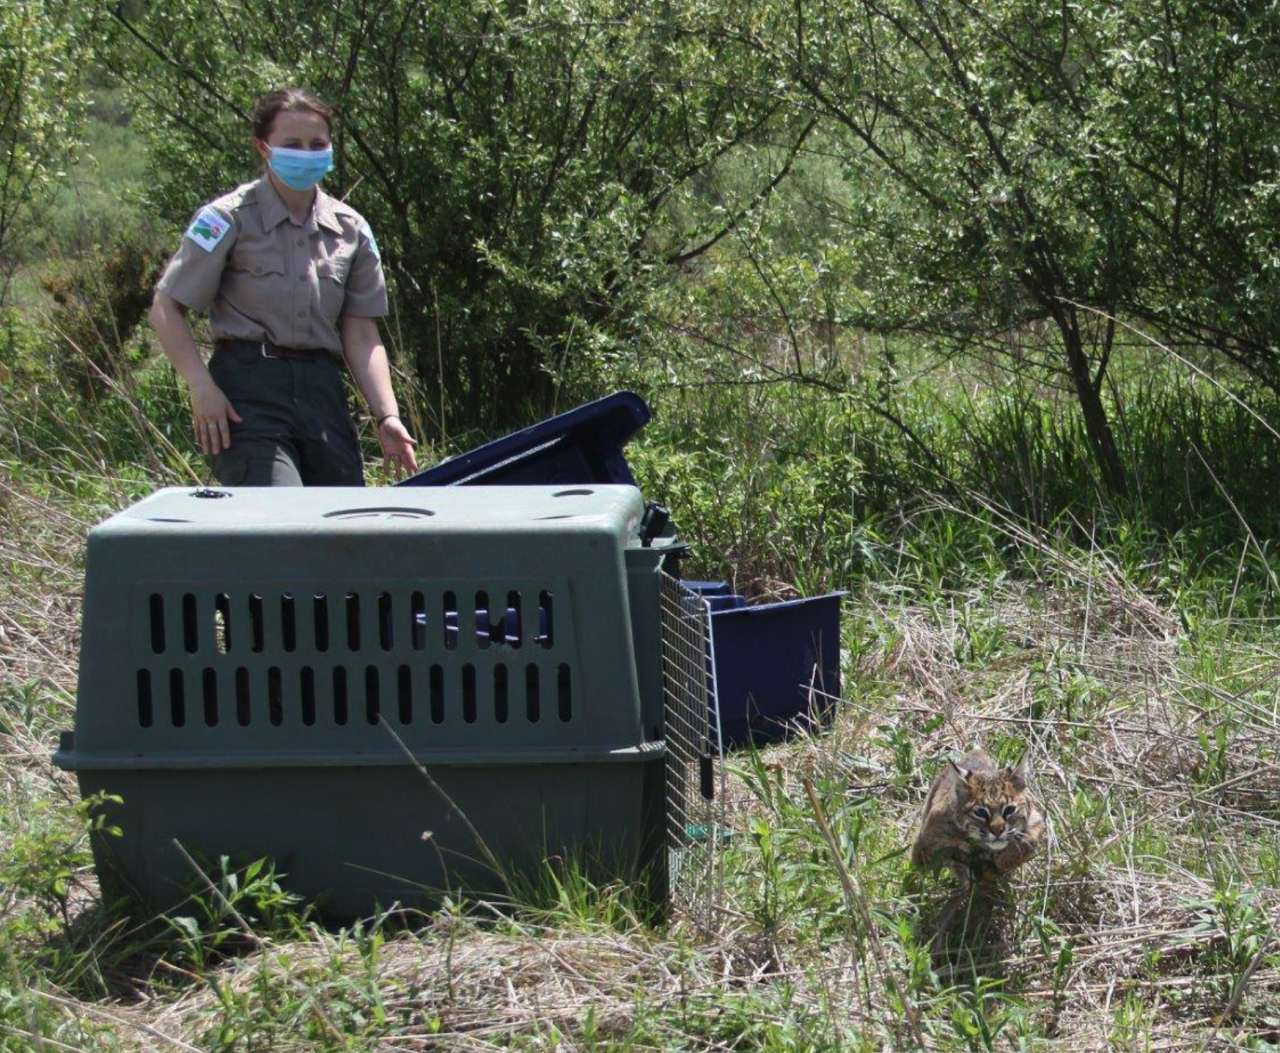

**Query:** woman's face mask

left=267, top=145, right=334, bottom=191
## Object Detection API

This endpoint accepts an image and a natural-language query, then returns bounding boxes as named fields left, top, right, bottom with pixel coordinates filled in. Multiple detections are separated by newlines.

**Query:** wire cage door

left=659, top=572, right=725, bottom=928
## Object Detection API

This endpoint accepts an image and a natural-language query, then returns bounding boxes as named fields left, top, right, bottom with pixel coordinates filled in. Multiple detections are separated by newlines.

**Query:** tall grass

left=631, top=351, right=1280, bottom=615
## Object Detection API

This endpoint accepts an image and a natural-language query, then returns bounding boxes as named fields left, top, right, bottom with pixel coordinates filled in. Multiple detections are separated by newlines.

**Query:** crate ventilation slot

left=134, top=661, right=572, bottom=729
left=148, top=588, right=559, bottom=656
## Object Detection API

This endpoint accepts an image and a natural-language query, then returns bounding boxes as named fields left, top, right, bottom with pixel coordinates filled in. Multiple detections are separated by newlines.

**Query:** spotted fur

left=910, top=749, right=1043, bottom=880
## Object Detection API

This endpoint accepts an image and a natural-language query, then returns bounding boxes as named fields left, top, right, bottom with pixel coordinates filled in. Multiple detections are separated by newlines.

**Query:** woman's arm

left=148, top=291, right=242, bottom=455
left=340, top=314, right=418, bottom=476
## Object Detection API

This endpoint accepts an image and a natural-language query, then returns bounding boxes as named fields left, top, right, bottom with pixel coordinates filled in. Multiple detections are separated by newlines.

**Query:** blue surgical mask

left=267, top=145, right=334, bottom=191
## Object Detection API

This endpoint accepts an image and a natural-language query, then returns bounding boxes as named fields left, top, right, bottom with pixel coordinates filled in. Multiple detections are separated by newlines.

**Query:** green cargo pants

left=207, top=343, right=365, bottom=487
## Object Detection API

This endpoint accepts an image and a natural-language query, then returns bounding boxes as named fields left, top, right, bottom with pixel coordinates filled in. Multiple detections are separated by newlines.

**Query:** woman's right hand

left=191, top=377, right=244, bottom=455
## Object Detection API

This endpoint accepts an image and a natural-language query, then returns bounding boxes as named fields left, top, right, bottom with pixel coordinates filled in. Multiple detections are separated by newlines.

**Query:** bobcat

left=910, top=750, right=1042, bottom=882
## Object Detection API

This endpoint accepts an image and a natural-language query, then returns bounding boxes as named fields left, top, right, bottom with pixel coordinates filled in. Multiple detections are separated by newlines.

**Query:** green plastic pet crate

left=54, top=485, right=690, bottom=917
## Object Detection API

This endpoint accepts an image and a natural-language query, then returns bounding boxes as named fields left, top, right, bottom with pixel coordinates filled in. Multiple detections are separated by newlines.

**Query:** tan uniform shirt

left=156, top=175, right=388, bottom=355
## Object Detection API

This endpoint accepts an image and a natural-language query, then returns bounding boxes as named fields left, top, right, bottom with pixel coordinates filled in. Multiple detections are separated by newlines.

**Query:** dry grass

left=2, top=472, right=1280, bottom=1051
left=731, top=537, right=1280, bottom=1049
left=0, top=474, right=87, bottom=692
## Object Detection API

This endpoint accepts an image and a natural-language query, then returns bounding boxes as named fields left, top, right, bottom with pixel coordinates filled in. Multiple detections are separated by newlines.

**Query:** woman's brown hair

left=252, top=88, right=334, bottom=140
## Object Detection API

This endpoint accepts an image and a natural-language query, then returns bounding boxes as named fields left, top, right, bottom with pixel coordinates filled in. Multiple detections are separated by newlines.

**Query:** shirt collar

left=254, top=173, right=291, bottom=232
left=314, top=188, right=345, bottom=235
left=254, top=174, right=344, bottom=235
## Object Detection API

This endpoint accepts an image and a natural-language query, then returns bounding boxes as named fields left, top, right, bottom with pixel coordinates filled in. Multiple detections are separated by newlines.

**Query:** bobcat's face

left=955, top=765, right=1031, bottom=852
left=912, top=750, right=1042, bottom=877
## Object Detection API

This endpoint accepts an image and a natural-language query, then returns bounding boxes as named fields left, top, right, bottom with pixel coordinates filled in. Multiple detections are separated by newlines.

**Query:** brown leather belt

left=215, top=338, right=328, bottom=362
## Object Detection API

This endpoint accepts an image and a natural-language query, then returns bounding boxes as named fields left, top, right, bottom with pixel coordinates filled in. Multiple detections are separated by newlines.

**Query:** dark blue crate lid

left=710, top=592, right=846, bottom=750
left=399, top=391, right=651, bottom=487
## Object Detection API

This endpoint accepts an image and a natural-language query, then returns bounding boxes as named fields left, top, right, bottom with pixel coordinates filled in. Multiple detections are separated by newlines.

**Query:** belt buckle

left=259, top=341, right=282, bottom=360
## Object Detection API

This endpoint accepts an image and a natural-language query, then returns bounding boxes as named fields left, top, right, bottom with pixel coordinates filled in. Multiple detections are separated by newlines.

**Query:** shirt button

left=299, top=274, right=306, bottom=282
left=253, top=265, right=263, bottom=274
left=297, top=310, right=305, bottom=317
left=296, top=238, right=305, bottom=247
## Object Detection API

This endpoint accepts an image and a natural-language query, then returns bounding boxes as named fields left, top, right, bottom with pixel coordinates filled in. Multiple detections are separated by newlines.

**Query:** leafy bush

left=0, top=0, right=92, bottom=302
left=38, top=237, right=163, bottom=398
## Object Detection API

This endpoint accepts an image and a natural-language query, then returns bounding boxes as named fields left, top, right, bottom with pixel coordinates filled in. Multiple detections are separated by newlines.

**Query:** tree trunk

left=1062, top=319, right=1129, bottom=498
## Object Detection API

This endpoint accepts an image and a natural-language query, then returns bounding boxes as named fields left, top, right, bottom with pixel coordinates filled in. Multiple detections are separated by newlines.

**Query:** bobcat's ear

left=948, top=758, right=974, bottom=782
left=1006, top=758, right=1029, bottom=790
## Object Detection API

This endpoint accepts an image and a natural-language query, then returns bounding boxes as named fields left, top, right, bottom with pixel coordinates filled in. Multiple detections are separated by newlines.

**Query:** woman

left=149, top=88, right=418, bottom=485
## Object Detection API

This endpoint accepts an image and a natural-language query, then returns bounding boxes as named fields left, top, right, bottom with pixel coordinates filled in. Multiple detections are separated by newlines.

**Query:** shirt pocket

left=228, top=248, right=287, bottom=278
left=316, top=255, right=352, bottom=319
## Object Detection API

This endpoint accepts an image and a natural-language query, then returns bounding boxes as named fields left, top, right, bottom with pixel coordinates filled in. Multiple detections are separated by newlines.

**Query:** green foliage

left=38, top=236, right=164, bottom=397
left=37, top=83, right=153, bottom=256
left=0, top=965, right=118, bottom=1052
left=163, top=856, right=307, bottom=970
left=630, top=384, right=866, bottom=594
left=1097, top=4, right=1280, bottom=381
left=629, top=353, right=1280, bottom=613
left=1178, top=879, right=1278, bottom=1011
left=0, top=790, right=119, bottom=931
left=714, top=0, right=1154, bottom=490
left=504, top=857, right=655, bottom=932
left=0, top=0, right=93, bottom=301
left=678, top=0, right=1280, bottom=492
left=0, top=331, right=200, bottom=491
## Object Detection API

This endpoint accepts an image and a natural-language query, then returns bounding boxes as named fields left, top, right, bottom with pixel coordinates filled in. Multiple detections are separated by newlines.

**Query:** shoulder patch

left=185, top=205, right=232, bottom=253
left=359, top=218, right=381, bottom=261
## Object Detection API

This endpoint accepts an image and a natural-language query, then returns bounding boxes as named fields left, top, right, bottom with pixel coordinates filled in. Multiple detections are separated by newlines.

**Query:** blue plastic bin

left=705, top=595, right=747, bottom=613
left=399, top=392, right=650, bottom=487
left=681, top=580, right=732, bottom=597
left=709, top=593, right=845, bottom=749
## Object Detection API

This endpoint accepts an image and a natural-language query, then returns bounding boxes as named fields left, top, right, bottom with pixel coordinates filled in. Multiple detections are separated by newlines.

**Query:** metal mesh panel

left=660, top=572, right=724, bottom=928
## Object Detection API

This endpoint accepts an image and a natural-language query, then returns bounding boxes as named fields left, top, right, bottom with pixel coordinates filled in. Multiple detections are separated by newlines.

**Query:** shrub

left=38, top=238, right=163, bottom=398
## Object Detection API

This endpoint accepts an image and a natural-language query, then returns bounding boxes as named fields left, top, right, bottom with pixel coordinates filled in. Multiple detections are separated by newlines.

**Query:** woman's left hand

left=377, top=416, right=419, bottom=478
